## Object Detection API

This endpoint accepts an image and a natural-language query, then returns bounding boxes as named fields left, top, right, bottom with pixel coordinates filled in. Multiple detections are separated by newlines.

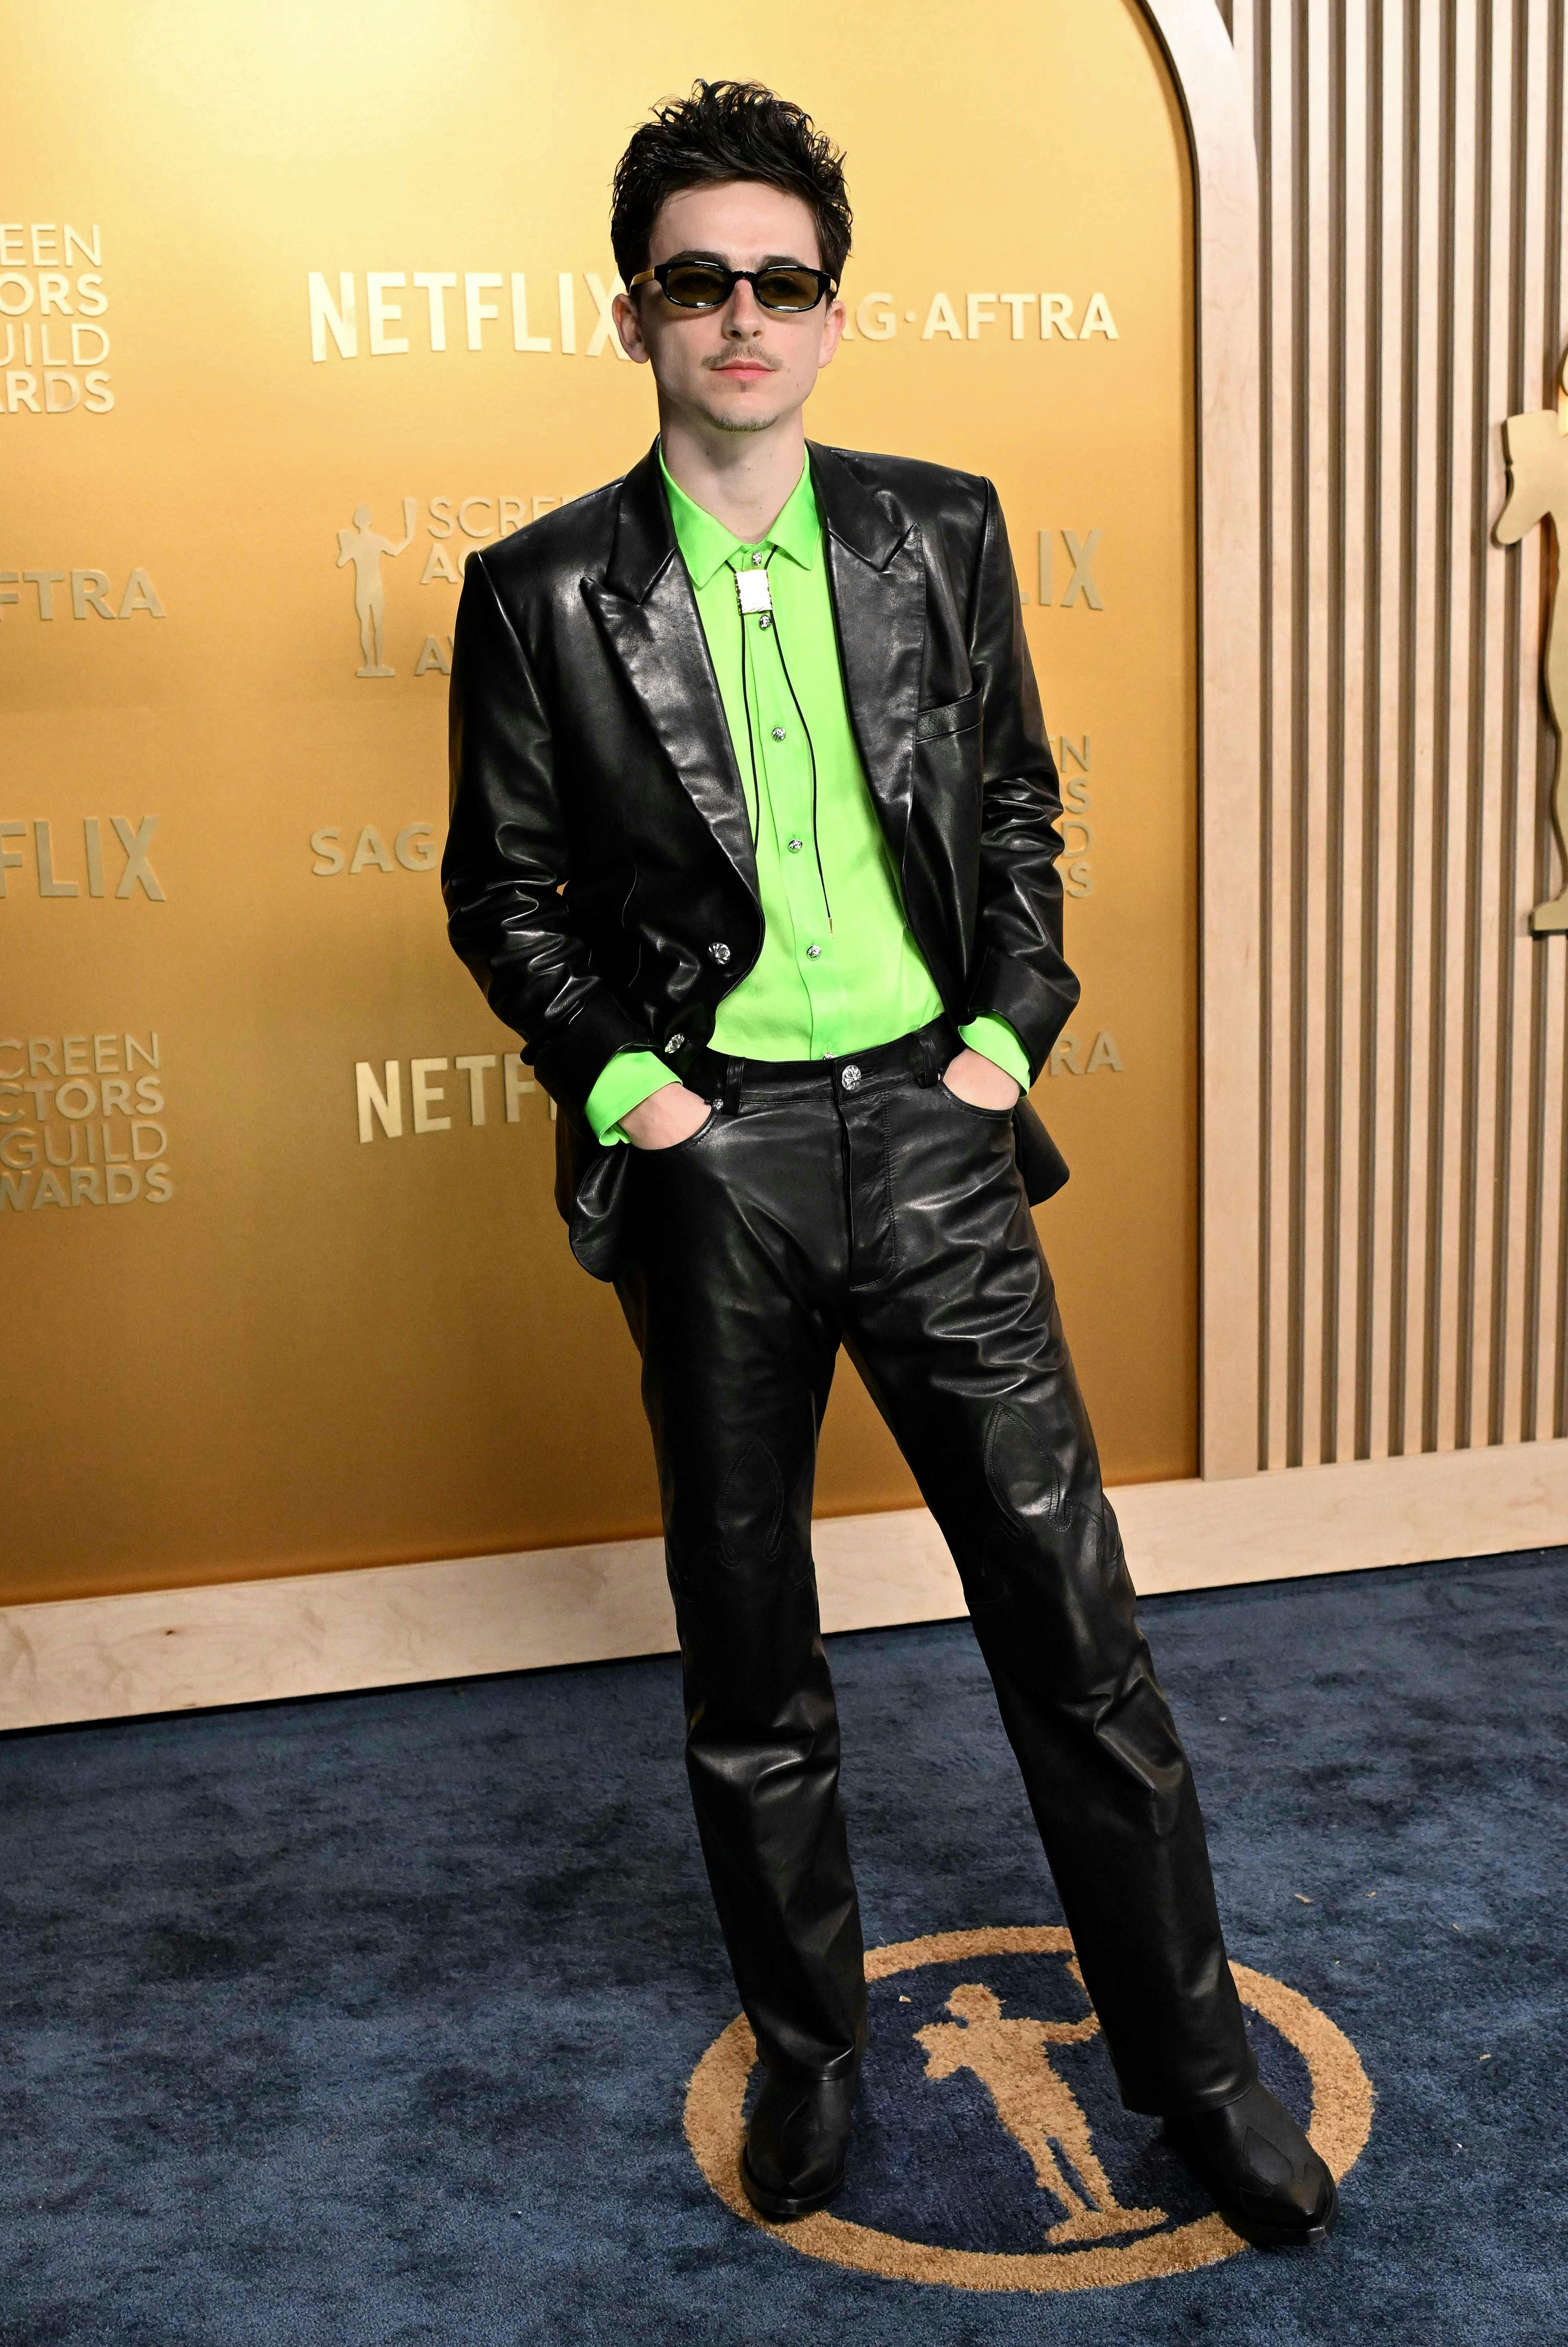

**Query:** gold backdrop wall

left=1, top=0, right=1196, bottom=1603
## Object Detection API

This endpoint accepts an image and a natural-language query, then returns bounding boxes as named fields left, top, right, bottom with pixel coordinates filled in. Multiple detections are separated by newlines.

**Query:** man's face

left=614, top=179, right=845, bottom=434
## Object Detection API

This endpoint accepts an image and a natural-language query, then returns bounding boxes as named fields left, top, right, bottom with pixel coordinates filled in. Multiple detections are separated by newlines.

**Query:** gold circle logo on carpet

left=684, top=1926, right=1374, bottom=2293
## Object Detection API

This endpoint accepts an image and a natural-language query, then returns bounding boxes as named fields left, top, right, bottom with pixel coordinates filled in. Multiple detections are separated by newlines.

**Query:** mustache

left=705, top=351, right=783, bottom=371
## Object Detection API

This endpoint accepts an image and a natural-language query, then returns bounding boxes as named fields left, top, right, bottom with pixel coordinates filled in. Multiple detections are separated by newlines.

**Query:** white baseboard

left=4, top=1439, right=1566, bottom=1732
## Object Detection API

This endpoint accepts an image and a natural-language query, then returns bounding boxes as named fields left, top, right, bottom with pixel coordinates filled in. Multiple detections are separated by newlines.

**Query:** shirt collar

left=659, top=444, right=821, bottom=588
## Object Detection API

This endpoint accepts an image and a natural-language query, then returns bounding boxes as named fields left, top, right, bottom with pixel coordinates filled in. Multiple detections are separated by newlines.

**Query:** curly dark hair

left=611, top=79, right=852, bottom=290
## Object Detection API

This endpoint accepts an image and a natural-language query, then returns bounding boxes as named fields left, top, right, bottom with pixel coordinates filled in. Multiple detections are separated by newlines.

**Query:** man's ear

left=815, top=294, right=848, bottom=372
left=614, top=290, right=651, bottom=365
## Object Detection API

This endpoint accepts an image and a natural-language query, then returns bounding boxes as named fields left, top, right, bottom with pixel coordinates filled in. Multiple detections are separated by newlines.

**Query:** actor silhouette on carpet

left=917, top=1975, right=1168, bottom=2246
left=443, top=80, right=1336, bottom=2247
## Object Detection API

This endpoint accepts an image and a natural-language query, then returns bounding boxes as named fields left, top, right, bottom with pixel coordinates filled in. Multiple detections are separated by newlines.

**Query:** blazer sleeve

left=442, top=551, right=643, bottom=1112
left=960, top=481, right=1081, bottom=1082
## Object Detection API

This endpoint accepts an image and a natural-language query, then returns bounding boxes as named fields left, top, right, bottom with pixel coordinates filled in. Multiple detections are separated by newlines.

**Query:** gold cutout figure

left=916, top=1971, right=1167, bottom=2246
left=1497, top=349, right=1568, bottom=932
left=337, top=498, right=417, bottom=678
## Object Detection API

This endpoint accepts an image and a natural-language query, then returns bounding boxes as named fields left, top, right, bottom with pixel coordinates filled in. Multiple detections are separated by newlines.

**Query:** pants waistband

left=687, top=1014, right=964, bottom=1114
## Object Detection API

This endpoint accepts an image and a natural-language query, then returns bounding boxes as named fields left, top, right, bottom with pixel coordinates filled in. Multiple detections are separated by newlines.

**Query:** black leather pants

left=612, top=1016, right=1255, bottom=2117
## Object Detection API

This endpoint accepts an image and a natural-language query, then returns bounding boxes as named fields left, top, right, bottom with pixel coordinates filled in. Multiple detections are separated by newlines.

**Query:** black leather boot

left=739, top=2069, right=857, bottom=2221
left=1166, top=2080, right=1337, bottom=2246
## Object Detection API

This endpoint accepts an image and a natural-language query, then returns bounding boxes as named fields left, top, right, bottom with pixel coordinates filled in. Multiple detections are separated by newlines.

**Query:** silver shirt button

left=787, top=837, right=804, bottom=853
left=708, top=941, right=731, bottom=965
left=805, top=943, right=822, bottom=959
left=758, top=613, right=772, bottom=630
left=752, top=550, right=767, bottom=566
left=663, top=1033, right=685, bottom=1055
left=840, top=1063, right=863, bottom=1091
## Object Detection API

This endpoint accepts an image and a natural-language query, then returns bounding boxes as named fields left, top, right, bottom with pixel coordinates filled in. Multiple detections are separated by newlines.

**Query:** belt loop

left=722, top=1057, right=744, bottom=1116
left=916, top=1030, right=940, bottom=1088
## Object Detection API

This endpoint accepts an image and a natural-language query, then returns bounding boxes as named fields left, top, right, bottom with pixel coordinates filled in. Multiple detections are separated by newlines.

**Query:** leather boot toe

left=1167, top=2080, right=1337, bottom=2247
left=739, top=2069, right=856, bottom=2221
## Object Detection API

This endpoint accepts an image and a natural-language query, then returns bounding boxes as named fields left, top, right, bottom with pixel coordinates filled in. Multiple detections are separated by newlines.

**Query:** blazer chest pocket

left=915, top=689, right=982, bottom=746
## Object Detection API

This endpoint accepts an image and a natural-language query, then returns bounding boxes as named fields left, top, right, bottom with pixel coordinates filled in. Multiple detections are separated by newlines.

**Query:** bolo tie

left=734, top=551, right=833, bottom=932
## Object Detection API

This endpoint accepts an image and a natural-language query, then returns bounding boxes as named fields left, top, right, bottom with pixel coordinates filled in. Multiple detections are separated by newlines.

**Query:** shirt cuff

left=955, top=1014, right=1030, bottom=1093
left=584, top=1049, right=683, bottom=1146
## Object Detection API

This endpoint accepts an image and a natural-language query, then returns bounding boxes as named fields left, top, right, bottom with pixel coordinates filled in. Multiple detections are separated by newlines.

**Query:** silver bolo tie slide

left=735, top=566, right=774, bottom=616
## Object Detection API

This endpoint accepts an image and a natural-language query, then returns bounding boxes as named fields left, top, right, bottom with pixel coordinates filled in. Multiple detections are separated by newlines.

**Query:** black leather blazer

left=443, top=437, right=1080, bottom=1276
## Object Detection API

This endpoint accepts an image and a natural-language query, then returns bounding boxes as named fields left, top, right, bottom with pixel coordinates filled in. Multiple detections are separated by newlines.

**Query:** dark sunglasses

left=627, top=259, right=836, bottom=314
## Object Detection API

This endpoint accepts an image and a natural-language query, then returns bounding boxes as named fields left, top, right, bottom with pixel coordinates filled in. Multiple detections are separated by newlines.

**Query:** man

left=443, top=80, right=1335, bottom=2247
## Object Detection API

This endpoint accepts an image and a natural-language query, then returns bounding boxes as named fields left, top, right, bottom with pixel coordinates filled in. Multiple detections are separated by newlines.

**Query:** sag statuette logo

left=333, top=494, right=568, bottom=680
left=685, top=1926, right=1372, bottom=2292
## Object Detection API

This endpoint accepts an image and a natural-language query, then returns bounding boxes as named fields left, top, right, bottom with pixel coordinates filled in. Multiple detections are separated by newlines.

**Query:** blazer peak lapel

left=811, top=444, right=926, bottom=866
left=586, top=446, right=759, bottom=905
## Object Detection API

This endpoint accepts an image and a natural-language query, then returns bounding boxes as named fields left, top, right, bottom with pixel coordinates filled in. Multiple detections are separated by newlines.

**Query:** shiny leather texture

left=442, top=438, right=1080, bottom=1278
left=1168, top=2080, right=1338, bottom=2244
left=739, top=2069, right=857, bottom=2221
left=613, top=1026, right=1256, bottom=2118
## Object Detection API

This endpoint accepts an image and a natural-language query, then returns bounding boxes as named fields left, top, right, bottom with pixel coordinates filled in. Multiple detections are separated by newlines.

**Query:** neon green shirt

left=584, top=451, right=1028, bottom=1142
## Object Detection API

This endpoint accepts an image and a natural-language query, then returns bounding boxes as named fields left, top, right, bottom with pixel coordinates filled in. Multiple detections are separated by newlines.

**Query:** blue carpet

left=2, top=1547, right=1564, bottom=2345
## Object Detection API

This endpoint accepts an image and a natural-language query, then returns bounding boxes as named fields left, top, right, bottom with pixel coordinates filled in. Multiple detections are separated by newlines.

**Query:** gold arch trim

left=683, top=1925, right=1375, bottom=2294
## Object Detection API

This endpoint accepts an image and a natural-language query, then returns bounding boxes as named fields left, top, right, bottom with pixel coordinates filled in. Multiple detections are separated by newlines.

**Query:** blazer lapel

left=810, top=442, right=926, bottom=871
left=584, top=442, right=759, bottom=907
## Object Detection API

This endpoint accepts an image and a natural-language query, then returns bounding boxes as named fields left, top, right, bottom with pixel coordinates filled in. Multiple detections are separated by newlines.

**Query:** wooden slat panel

left=1463, top=0, right=1519, bottom=1448
left=1218, top=0, right=1568, bottom=1473
left=1432, top=1, right=1481, bottom=1450
left=1262, top=0, right=1297, bottom=1466
left=1499, top=539, right=1544, bottom=1439
left=1333, top=0, right=1371, bottom=1460
left=1396, top=5, right=1445, bottom=1456
left=1365, top=0, right=1408, bottom=1459
left=1297, top=0, right=1334, bottom=1462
